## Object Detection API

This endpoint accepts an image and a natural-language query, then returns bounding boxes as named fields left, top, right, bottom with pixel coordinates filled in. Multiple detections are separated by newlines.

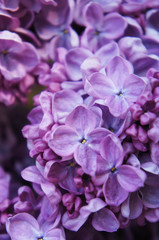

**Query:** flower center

left=111, top=167, right=116, bottom=173
left=109, top=127, right=114, bottom=132
left=80, top=138, right=87, bottom=144
left=94, top=30, right=100, bottom=35
left=37, top=238, right=43, bottom=240
left=2, top=50, right=8, bottom=56
left=63, top=29, right=68, bottom=34
left=70, top=162, right=75, bottom=167
left=117, top=91, right=123, bottom=96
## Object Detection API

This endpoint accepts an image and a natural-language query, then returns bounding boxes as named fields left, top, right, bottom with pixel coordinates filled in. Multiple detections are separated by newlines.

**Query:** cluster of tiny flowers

left=1, top=0, right=159, bottom=240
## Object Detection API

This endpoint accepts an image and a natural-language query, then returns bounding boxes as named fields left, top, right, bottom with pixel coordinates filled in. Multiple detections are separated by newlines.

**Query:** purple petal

left=84, top=2, right=103, bottom=28
left=45, top=228, right=65, bottom=240
left=0, top=10, right=19, bottom=31
left=53, top=89, right=83, bottom=124
left=48, top=126, right=79, bottom=157
left=106, top=56, right=133, bottom=88
left=141, top=162, right=159, bottom=175
left=14, top=42, right=39, bottom=71
left=50, top=27, right=79, bottom=54
left=21, top=166, right=43, bottom=184
left=123, top=74, right=146, bottom=102
left=34, top=15, right=61, bottom=40
left=95, top=42, right=119, bottom=67
left=40, top=181, right=61, bottom=205
left=150, top=142, right=159, bottom=165
left=60, top=166, right=83, bottom=195
left=27, top=106, right=43, bottom=125
left=66, top=106, right=97, bottom=136
left=100, top=134, right=123, bottom=169
left=81, top=27, right=103, bottom=52
left=88, top=72, right=115, bottom=99
left=0, top=0, right=19, bottom=11
left=117, top=165, right=146, bottom=192
left=92, top=208, right=119, bottom=232
left=141, top=184, right=159, bottom=208
left=39, top=196, right=60, bottom=223
left=103, top=173, right=128, bottom=206
left=133, top=56, right=159, bottom=76
left=118, top=37, right=146, bottom=62
left=88, top=128, right=110, bottom=152
left=144, top=209, right=159, bottom=223
left=39, top=91, right=54, bottom=131
left=148, top=118, right=159, bottom=143
left=65, top=48, right=92, bottom=81
left=81, top=56, right=101, bottom=79
left=121, top=192, right=143, bottom=219
left=104, top=94, right=130, bottom=117
left=74, top=144, right=98, bottom=176
left=101, top=13, right=127, bottom=39
left=44, top=161, right=68, bottom=183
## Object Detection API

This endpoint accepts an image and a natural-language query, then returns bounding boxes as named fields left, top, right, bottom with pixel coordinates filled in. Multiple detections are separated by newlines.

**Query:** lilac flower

left=94, top=134, right=146, bottom=206
left=34, top=0, right=79, bottom=50
left=4, top=0, right=159, bottom=237
left=81, top=2, right=127, bottom=51
left=6, top=213, right=65, bottom=240
left=0, top=30, right=38, bottom=81
left=84, top=56, right=146, bottom=117
left=48, top=105, right=110, bottom=175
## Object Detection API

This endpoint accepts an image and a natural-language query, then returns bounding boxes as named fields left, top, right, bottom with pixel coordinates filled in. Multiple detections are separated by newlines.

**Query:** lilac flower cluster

left=1, top=0, right=159, bottom=240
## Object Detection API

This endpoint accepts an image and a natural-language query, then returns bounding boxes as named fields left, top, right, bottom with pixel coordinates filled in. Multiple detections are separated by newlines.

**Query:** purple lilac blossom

left=2, top=0, right=159, bottom=239
left=94, top=134, right=146, bottom=206
left=0, top=30, right=38, bottom=81
left=84, top=56, right=146, bottom=117
left=6, top=213, right=65, bottom=240
left=81, top=2, right=127, bottom=52
left=34, top=0, right=79, bottom=53
left=48, top=105, right=110, bottom=175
